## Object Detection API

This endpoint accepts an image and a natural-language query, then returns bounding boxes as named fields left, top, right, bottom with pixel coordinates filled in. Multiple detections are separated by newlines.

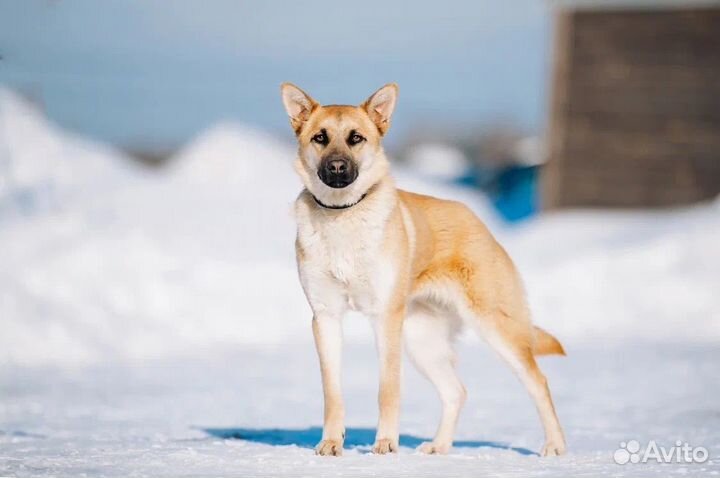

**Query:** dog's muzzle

left=317, top=154, right=358, bottom=189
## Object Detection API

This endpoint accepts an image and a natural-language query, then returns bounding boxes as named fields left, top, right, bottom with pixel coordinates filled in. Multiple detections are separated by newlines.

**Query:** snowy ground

left=2, top=344, right=719, bottom=477
left=1, top=89, right=719, bottom=476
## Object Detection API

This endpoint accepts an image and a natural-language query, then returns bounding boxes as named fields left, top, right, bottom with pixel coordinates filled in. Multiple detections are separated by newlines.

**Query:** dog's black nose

left=318, top=154, right=358, bottom=189
left=326, top=159, right=348, bottom=175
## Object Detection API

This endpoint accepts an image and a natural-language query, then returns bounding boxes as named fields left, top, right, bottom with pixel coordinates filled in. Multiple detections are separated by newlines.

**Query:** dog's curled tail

left=533, top=326, right=566, bottom=356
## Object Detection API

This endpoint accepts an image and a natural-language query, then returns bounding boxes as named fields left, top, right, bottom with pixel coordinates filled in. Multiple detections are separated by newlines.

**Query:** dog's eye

left=348, top=133, right=365, bottom=146
left=311, top=133, right=327, bottom=144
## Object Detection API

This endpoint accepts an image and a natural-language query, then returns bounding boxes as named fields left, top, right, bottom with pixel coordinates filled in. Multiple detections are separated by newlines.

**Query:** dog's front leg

left=312, top=313, right=345, bottom=456
left=372, top=306, right=404, bottom=454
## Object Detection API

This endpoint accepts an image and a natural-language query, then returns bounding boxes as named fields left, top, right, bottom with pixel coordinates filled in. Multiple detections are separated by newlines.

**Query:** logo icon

left=614, top=440, right=641, bottom=464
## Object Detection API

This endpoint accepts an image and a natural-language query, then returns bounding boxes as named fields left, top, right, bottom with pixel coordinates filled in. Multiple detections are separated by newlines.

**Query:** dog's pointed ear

left=361, top=83, right=398, bottom=135
left=281, top=83, right=318, bottom=134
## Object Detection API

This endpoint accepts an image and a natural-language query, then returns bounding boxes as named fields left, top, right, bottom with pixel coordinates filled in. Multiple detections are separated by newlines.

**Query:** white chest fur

left=295, top=190, right=398, bottom=317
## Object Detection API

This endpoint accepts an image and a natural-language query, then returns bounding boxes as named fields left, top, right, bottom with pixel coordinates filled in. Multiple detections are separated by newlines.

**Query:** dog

left=281, top=82, right=566, bottom=457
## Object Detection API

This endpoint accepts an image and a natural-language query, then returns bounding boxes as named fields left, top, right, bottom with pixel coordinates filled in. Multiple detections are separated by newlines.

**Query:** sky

left=0, top=0, right=551, bottom=151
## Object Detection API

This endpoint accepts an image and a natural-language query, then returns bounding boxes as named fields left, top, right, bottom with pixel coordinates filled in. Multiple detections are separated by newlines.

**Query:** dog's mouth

left=321, top=176, right=356, bottom=189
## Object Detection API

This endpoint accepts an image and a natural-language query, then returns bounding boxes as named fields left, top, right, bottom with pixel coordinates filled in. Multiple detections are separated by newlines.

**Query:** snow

left=506, top=204, right=720, bottom=344
left=513, top=136, right=545, bottom=166
left=2, top=345, right=718, bottom=477
left=0, top=87, right=718, bottom=476
left=403, top=143, right=469, bottom=180
left=0, top=89, right=137, bottom=220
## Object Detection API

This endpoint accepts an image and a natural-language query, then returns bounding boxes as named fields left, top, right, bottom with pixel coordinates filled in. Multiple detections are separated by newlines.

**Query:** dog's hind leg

left=473, top=306, right=566, bottom=456
left=404, top=302, right=466, bottom=455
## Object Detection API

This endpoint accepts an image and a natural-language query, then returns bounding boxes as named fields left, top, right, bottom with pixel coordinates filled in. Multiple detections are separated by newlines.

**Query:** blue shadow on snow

left=201, top=426, right=537, bottom=456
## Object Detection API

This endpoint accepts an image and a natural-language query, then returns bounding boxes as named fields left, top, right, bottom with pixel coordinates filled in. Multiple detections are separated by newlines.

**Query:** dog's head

left=281, top=83, right=398, bottom=207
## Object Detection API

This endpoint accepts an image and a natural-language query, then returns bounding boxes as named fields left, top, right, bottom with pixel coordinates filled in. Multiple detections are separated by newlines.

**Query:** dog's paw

left=372, top=438, right=398, bottom=455
left=417, top=441, right=451, bottom=455
left=315, top=439, right=343, bottom=456
left=541, top=439, right=566, bottom=457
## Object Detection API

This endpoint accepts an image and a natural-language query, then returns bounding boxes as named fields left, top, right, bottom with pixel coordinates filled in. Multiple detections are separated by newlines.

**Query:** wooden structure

left=543, top=2, right=720, bottom=208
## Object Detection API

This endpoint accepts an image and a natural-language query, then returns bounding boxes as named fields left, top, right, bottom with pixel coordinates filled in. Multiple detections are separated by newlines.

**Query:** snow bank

left=0, top=112, right=309, bottom=366
left=403, top=142, right=469, bottom=180
left=0, top=89, right=135, bottom=219
left=0, top=87, right=717, bottom=367
left=504, top=204, right=720, bottom=344
left=170, top=122, right=295, bottom=184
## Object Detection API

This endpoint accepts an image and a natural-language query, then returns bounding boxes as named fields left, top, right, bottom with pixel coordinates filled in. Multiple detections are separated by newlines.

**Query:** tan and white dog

left=281, top=83, right=566, bottom=457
